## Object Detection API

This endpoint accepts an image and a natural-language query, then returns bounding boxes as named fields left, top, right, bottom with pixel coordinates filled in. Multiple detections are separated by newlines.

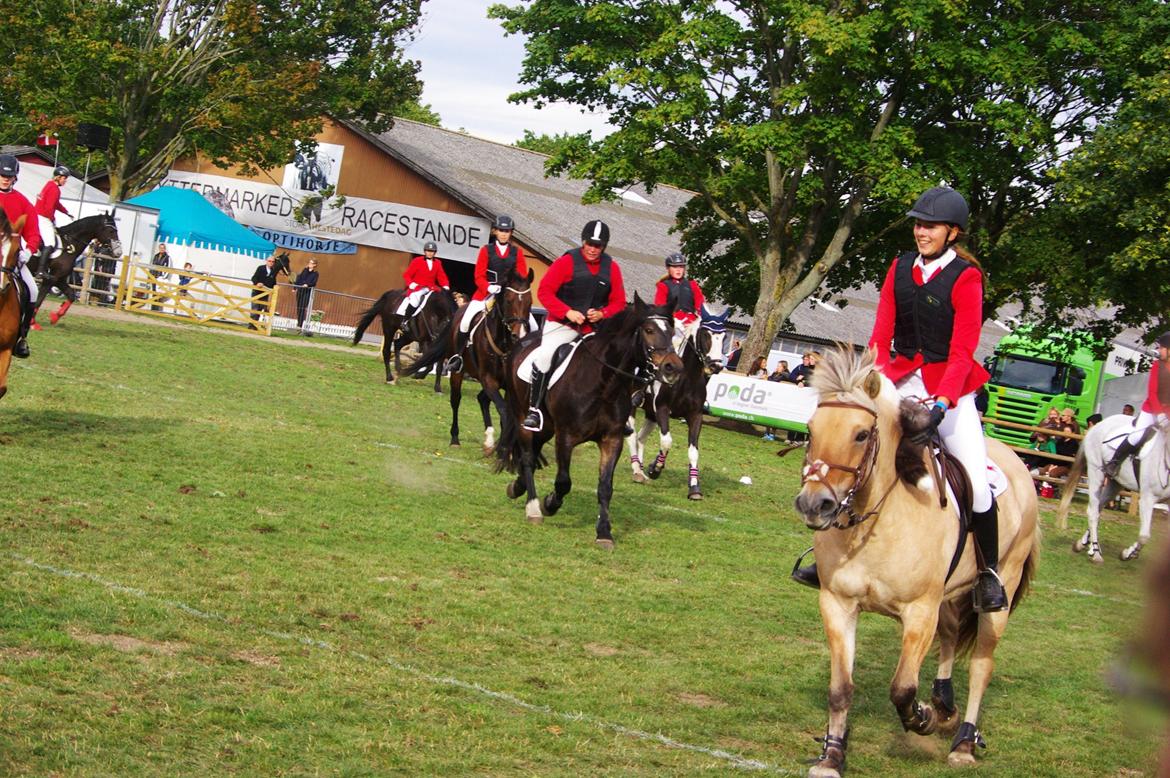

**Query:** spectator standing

left=725, top=339, right=742, bottom=371
left=789, top=352, right=815, bottom=386
left=250, top=255, right=279, bottom=329
left=294, top=258, right=320, bottom=335
left=1122, top=403, right=1136, bottom=417
left=149, top=243, right=170, bottom=311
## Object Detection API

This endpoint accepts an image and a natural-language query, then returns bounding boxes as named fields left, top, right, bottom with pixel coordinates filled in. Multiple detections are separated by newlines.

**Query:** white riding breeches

left=673, top=317, right=700, bottom=354
left=17, top=250, right=38, bottom=302
left=895, top=371, right=992, bottom=512
left=461, top=297, right=488, bottom=333
left=528, top=320, right=580, bottom=376
left=396, top=288, right=430, bottom=315
left=36, top=215, right=61, bottom=253
left=1128, top=410, right=1166, bottom=445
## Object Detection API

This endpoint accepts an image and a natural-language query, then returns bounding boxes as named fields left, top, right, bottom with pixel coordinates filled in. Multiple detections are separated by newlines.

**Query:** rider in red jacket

left=35, top=166, right=71, bottom=223
left=395, top=241, right=450, bottom=318
left=654, top=252, right=705, bottom=352
left=0, top=153, right=43, bottom=359
left=1104, top=331, right=1170, bottom=480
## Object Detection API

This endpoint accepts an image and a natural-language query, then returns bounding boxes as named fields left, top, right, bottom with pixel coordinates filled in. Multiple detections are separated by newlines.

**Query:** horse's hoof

left=936, top=709, right=961, bottom=737
left=647, top=466, right=662, bottom=480
left=449, top=439, right=460, bottom=447
left=1121, top=543, right=1143, bottom=561
left=541, top=494, right=560, bottom=517
left=525, top=500, right=543, bottom=524
left=688, top=485, right=702, bottom=500
left=631, top=471, right=649, bottom=484
left=506, top=482, right=521, bottom=500
left=947, top=747, right=977, bottom=767
left=482, top=444, right=496, bottom=457
left=30, top=321, right=42, bottom=332
left=808, top=764, right=842, bottom=778
left=386, top=379, right=397, bottom=386
left=1072, top=530, right=1089, bottom=553
left=912, top=704, right=938, bottom=736
left=595, top=538, right=615, bottom=550
left=49, top=313, right=59, bottom=325
left=1090, top=551, right=1104, bottom=564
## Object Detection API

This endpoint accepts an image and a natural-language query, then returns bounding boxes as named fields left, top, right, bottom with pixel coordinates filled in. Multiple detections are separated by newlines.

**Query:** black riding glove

left=910, top=401, right=947, bottom=445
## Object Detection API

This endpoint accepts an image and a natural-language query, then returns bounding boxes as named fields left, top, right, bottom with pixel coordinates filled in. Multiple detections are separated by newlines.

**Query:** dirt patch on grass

left=69, top=628, right=188, bottom=656
left=583, top=643, right=621, bottom=657
left=677, top=691, right=727, bottom=708
left=0, top=647, right=46, bottom=661
left=232, top=650, right=281, bottom=668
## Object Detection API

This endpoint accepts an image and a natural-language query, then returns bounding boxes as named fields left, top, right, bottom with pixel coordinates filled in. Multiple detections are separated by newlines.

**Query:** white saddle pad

left=516, top=334, right=593, bottom=386
left=941, top=459, right=1008, bottom=516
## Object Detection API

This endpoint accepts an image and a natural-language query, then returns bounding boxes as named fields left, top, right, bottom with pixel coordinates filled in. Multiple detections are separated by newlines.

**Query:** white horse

left=1058, top=414, right=1170, bottom=562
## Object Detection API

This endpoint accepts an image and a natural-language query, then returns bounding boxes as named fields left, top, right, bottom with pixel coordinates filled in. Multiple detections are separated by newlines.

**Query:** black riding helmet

left=1156, top=332, right=1170, bottom=349
left=494, top=214, right=514, bottom=231
left=907, top=186, right=969, bottom=230
left=0, top=154, right=19, bottom=178
left=665, top=252, right=686, bottom=267
left=423, top=241, right=438, bottom=253
left=53, top=165, right=71, bottom=178
left=581, top=220, right=610, bottom=248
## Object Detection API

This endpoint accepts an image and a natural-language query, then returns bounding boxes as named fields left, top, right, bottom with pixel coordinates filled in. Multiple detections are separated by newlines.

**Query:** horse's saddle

left=516, top=335, right=593, bottom=386
left=927, top=446, right=1009, bottom=581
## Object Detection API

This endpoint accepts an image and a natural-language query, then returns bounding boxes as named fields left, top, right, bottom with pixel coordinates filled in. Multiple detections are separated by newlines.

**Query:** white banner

left=160, top=170, right=490, bottom=263
left=705, top=374, right=817, bottom=432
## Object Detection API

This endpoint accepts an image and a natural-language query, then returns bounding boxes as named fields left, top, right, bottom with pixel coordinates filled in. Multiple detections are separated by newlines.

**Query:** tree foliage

left=491, top=0, right=1164, bottom=363
left=0, top=0, right=425, bottom=199
left=513, top=129, right=583, bottom=156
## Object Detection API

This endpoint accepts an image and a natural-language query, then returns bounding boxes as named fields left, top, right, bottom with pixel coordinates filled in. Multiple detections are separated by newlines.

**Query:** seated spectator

left=1122, top=403, right=1136, bottom=417
left=1026, top=432, right=1057, bottom=474
left=768, top=360, right=791, bottom=382
left=748, top=356, right=768, bottom=378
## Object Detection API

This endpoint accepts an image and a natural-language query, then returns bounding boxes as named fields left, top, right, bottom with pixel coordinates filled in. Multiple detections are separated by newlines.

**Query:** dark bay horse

left=0, top=215, right=25, bottom=399
left=794, top=347, right=1039, bottom=776
left=409, top=269, right=534, bottom=451
left=626, top=323, right=725, bottom=499
left=352, top=287, right=457, bottom=390
left=30, top=212, right=122, bottom=326
left=495, top=297, right=684, bottom=547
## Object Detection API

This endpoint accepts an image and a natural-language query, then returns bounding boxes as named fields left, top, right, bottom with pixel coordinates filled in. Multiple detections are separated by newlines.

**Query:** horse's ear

left=863, top=370, right=882, bottom=398
left=526, top=268, right=534, bottom=283
left=632, top=292, right=645, bottom=311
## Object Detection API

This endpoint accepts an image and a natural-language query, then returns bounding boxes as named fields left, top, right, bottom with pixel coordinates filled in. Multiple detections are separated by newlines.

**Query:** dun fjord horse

left=0, top=215, right=26, bottom=400
left=625, top=322, right=724, bottom=499
left=1059, top=414, right=1170, bottom=563
left=409, top=269, right=534, bottom=451
left=794, top=347, right=1038, bottom=776
left=352, top=287, right=457, bottom=390
left=495, top=297, right=684, bottom=547
left=30, top=212, right=122, bottom=326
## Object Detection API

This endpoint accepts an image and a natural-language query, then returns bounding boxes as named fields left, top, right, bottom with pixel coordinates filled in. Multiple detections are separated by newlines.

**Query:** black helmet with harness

left=907, top=186, right=969, bottom=230
left=581, top=220, right=610, bottom=248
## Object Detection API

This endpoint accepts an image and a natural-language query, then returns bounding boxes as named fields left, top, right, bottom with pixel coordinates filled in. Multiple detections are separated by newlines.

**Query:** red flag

left=36, top=133, right=59, bottom=147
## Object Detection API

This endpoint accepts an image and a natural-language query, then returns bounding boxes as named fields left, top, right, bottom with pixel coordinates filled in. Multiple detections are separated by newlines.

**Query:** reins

left=580, top=314, right=674, bottom=385
left=800, top=399, right=898, bottom=529
left=482, top=284, right=531, bottom=358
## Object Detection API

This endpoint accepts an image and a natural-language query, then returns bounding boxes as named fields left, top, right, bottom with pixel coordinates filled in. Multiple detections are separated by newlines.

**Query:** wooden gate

left=116, top=261, right=278, bottom=334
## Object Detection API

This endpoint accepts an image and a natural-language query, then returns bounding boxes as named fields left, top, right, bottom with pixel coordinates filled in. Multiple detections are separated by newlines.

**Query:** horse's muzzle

left=657, top=353, right=684, bottom=385
left=795, top=485, right=839, bottom=530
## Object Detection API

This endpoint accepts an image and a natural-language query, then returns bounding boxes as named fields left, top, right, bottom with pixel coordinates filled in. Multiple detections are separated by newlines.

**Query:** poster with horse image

left=283, top=142, right=344, bottom=193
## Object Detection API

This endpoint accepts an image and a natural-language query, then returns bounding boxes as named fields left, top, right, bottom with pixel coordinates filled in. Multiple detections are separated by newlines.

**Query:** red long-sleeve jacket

left=1142, top=362, right=1170, bottom=415
left=868, top=255, right=988, bottom=405
left=402, top=256, right=450, bottom=292
left=473, top=242, right=528, bottom=301
left=654, top=277, right=704, bottom=324
left=0, top=188, right=42, bottom=252
left=35, top=180, right=70, bottom=222
left=537, top=251, right=626, bottom=335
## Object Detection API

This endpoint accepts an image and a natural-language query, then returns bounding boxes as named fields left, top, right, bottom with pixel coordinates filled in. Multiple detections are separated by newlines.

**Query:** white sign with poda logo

left=705, top=374, right=818, bottom=432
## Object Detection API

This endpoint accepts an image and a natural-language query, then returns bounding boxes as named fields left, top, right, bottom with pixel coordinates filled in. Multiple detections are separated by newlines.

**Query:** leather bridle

left=800, top=399, right=896, bottom=529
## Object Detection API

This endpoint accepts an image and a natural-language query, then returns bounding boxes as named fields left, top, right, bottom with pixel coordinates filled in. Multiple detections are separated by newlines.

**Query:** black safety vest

left=486, top=242, right=518, bottom=284
left=891, top=251, right=973, bottom=363
left=660, top=277, right=696, bottom=314
left=1158, top=361, right=1170, bottom=408
left=557, top=248, right=613, bottom=314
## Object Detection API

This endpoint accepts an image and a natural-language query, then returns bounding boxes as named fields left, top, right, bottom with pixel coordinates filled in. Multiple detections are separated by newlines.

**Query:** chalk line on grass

left=10, top=553, right=789, bottom=774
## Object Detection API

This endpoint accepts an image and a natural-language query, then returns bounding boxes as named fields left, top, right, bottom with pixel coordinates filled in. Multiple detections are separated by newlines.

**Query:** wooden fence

left=116, top=260, right=278, bottom=334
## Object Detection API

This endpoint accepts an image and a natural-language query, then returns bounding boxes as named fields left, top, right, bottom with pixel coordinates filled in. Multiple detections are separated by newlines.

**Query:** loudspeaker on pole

left=76, top=123, right=111, bottom=152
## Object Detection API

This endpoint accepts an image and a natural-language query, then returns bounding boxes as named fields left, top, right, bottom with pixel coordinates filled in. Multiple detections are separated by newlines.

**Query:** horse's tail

left=408, top=316, right=455, bottom=378
left=353, top=291, right=395, bottom=345
left=1056, top=441, right=1087, bottom=524
left=954, top=526, right=1042, bottom=657
left=494, top=405, right=521, bottom=474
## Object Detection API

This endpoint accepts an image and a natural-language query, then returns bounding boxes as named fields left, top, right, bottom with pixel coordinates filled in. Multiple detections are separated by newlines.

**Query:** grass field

left=0, top=307, right=1164, bottom=776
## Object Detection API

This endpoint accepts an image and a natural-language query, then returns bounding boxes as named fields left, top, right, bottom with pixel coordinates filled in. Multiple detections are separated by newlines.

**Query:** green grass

left=0, top=307, right=1163, bottom=776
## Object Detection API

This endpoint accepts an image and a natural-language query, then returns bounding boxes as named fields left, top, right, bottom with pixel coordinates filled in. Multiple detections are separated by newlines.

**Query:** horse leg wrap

left=899, top=699, right=936, bottom=735
left=51, top=299, right=71, bottom=324
left=688, top=466, right=699, bottom=486
left=950, top=721, right=986, bottom=754
left=930, top=678, right=956, bottom=719
left=811, top=728, right=849, bottom=774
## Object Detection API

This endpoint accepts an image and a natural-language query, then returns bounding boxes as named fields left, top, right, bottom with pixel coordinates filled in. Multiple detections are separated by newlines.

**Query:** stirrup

left=522, top=408, right=543, bottom=432
left=13, top=337, right=30, bottom=359
left=790, top=546, right=820, bottom=589
left=973, top=568, right=1007, bottom=613
left=446, top=354, right=463, bottom=373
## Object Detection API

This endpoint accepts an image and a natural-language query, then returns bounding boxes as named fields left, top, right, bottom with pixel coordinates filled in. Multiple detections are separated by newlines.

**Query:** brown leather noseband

left=800, top=399, right=895, bottom=529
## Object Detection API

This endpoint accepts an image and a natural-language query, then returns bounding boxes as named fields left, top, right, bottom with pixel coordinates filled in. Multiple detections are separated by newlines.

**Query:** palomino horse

left=30, top=212, right=122, bottom=327
left=408, top=268, right=534, bottom=451
left=0, top=215, right=26, bottom=400
left=352, top=287, right=457, bottom=390
left=495, top=297, right=684, bottom=547
left=625, top=323, right=724, bottom=499
left=1059, top=414, right=1170, bottom=563
left=793, top=347, right=1039, bottom=776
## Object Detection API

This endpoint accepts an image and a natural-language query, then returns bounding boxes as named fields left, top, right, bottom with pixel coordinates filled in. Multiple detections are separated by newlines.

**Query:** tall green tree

left=1, top=0, right=425, bottom=198
left=491, top=0, right=1157, bottom=363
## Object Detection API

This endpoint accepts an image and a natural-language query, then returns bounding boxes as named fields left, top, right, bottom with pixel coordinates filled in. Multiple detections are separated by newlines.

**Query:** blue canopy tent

left=126, top=186, right=275, bottom=258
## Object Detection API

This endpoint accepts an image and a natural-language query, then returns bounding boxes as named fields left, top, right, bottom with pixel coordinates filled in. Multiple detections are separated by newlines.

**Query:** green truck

left=983, top=330, right=1123, bottom=446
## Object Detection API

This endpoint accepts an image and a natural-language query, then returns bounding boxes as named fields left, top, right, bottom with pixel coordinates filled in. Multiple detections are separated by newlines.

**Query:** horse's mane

left=811, top=345, right=876, bottom=400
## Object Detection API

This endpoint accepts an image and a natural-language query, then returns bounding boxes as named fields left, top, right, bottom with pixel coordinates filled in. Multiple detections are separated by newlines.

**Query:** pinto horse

left=1059, top=414, right=1170, bottom=563
left=352, top=287, right=457, bottom=390
left=793, top=347, right=1038, bottom=776
left=29, top=212, right=122, bottom=327
left=0, top=215, right=26, bottom=400
left=495, top=297, right=684, bottom=547
left=625, top=323, right=724, bottom=499
left=408, top=269, right=534, bottom=451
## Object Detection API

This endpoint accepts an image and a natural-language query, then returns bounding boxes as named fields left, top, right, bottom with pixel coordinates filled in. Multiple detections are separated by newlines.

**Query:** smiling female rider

left=791, top=186, right=1006, bottom=614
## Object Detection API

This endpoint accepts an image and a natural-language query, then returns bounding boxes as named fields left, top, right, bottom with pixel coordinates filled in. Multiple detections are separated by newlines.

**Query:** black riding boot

left=1103, top=438, right=1138, bottom=479
left=13, top=274, right=32, bottom=359
left=522, top=369, right=548, bottom=432
left=447, top=331, right=469, bottom=373
left=971, top=499, right=1007, bottom=613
